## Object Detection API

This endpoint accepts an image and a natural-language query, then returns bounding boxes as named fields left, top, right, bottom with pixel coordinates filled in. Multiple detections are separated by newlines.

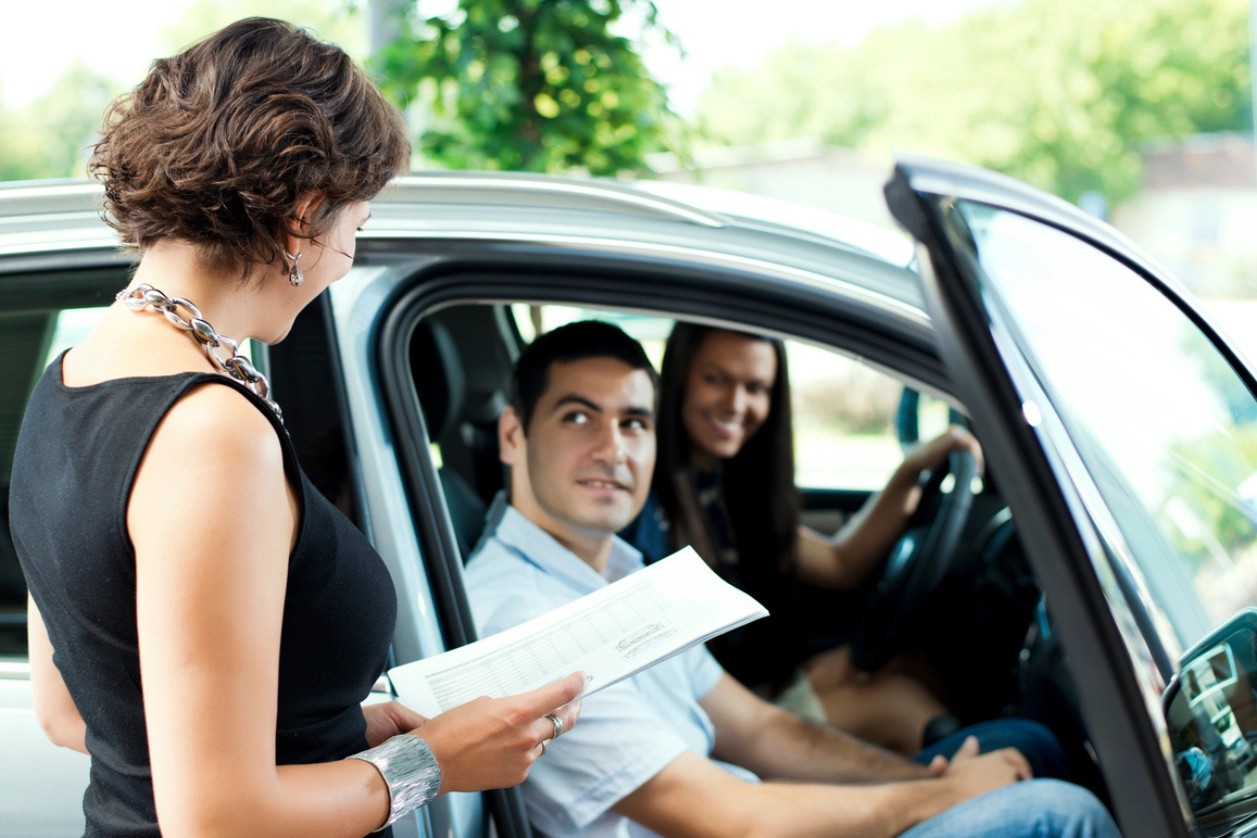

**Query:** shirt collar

left=485, top=491, right=645, bottom=594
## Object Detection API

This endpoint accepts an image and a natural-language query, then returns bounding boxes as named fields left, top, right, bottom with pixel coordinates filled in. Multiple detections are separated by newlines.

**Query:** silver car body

left=2, top=164, right=1253, bottom=836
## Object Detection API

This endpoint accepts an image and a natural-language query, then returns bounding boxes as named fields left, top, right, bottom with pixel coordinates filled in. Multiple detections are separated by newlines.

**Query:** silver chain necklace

left=115, top=283, right=283, bottom=422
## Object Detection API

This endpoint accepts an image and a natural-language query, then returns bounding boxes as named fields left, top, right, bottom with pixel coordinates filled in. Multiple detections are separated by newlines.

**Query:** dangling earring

left=286, top=250, right=304, bottom=287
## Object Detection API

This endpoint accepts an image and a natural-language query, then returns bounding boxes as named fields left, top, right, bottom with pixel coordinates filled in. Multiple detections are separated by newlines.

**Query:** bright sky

left=0, top=0, right=1008, bottom=112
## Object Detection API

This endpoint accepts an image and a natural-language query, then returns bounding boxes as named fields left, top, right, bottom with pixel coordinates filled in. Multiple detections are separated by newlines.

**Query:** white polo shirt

left=463, top=493, right=755, bottom=837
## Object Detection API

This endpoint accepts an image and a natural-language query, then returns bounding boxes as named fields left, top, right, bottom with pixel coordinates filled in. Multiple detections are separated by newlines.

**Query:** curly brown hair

left=89, top=17, right=410, bottom=277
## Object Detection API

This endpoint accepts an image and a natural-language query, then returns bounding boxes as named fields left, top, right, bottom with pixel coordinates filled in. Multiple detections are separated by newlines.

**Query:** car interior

left=1, top=276, right=1115, bottom=824
left=0, top=310, right=50, bottom=655
left=400, top=299, right=1113, bottom=806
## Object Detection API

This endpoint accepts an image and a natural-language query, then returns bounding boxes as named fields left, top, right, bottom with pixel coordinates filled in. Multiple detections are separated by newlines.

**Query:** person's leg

left=807, top=644, right=948, bottom=754
left=768, top=668, right=828, bottom=722
left=899, top=779, right=1121, bottom=838
left=915, top=718, right=1070, bottom=781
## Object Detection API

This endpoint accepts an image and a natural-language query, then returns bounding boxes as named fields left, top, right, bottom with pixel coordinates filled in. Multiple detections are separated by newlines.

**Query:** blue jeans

left=916, top=718, right=1070, bottom=780
left=907, top=720, right=1119, bottom=836
left=900, top=778, right=1121, bottom=837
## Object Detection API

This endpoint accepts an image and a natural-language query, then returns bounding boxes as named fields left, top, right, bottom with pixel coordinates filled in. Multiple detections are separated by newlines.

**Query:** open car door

left=885, top=155, right=1257, bottom=837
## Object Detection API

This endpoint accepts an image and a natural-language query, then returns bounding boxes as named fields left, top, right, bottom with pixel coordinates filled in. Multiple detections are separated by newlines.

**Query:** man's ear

left=499, top=406, right=524, bottom=466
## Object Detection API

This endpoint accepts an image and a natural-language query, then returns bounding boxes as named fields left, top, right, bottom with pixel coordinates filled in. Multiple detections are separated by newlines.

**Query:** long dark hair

left=655, top=322, right=800, bottom=579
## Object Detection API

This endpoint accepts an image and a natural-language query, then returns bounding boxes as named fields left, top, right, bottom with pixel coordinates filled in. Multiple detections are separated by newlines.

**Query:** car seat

left=410, top=318, right=493, bottom=559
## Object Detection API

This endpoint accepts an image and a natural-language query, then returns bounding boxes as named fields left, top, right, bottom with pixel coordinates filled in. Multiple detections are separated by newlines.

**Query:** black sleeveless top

left=9, top=355, right=397, bottom=837
left=623, top=471, right=807, bottom=691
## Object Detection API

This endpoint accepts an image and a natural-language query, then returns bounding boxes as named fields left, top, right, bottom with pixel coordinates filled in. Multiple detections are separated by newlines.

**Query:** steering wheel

left=851, top=448, right=978, bottom=672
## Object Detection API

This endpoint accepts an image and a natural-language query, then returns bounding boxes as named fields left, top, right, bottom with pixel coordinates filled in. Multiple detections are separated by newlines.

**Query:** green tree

left=0, top=62, right=119, bottom=181
left=160, top=0, right=365, bottom=59
left=0, top=116, right=50, bottom=182
left=0, top=5, right=364, bottom=184
left=697, top=0, right=1250, bottom=205
left=372, top=0, right=685, bottom=174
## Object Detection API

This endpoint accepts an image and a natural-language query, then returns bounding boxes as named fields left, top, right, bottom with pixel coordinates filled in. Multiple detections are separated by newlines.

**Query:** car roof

left=0, top=173, right=928, bottom=334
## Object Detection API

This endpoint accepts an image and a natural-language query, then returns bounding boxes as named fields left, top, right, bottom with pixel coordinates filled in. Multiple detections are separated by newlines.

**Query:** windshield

left=953, top=201, right=1257, bottom=658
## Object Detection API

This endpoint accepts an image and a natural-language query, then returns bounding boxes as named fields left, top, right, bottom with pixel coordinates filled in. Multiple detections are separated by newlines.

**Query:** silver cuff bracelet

left=349, top=734, right=442, bottom=831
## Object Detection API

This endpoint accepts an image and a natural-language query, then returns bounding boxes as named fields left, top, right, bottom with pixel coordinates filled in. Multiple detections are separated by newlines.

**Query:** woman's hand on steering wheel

left=852, top=435, right=980, bottom=673
left=903, top=426, right=984, bottom=493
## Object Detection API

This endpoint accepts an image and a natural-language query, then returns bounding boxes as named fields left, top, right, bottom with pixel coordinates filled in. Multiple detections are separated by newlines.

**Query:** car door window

left=787, top=340, right=915, bottom=492
left=1, top=305, right=109, bottom=657
left=510, top=303, right=672, bottom=366
left=952, top=201, right=1257, bottom=656
left=510, top=304, right=910, bottom=494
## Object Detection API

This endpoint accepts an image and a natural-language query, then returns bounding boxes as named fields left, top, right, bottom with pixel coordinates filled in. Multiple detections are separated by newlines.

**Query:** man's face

left=501, top=357, right=656, bottom=554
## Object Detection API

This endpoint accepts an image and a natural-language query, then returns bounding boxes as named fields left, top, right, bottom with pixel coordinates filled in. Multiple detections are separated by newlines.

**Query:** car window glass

left=1, top=306, right=108, bottom=659
left=510, top=303, right=670, bottom=368
left=955, top=201, right=1257, bottom=656
left=43, top=307, right=107, bottom=364
left=917, top=392, right=955, bottom=443
left=785, top=341, right=901, bottom=491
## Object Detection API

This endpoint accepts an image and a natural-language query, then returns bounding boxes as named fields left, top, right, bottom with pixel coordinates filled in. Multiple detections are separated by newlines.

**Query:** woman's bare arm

left=131, top=384, right=582, bottom=836
left=131, top=384, right=385, bottom=836
left=27, top=595, right=87, bottom=753
left=794, top=427, right=981, bottom=590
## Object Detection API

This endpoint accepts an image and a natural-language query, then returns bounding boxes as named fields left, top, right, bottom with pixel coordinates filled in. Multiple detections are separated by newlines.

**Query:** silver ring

left=545, top=713, right=564, bottom=740
left=538, top=738, right=548, bottom=756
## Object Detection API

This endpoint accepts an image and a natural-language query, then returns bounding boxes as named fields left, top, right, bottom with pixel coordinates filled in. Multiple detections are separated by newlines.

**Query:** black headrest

left=410, top=320, right=466, bottom=443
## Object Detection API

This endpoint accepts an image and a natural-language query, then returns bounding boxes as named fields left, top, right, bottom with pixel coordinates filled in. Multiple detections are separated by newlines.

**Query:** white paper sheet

left=387, top=546, right=768, bottom=716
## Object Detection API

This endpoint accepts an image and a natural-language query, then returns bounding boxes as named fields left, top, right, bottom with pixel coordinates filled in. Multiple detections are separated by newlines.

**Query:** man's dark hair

left=509, top=320, right=659, bottom=432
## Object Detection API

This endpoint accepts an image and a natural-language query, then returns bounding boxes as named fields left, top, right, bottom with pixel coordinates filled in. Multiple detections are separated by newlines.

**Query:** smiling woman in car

left=624, top=321, right=985, bottom=755
left=8, top=18, right=580, bottom=837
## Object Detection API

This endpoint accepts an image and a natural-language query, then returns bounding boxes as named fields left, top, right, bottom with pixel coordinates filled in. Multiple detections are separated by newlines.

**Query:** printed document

left=388, top=546, right=768, bottom=716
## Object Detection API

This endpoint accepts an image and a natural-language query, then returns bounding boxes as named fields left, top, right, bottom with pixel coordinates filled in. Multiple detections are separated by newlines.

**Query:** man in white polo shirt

left=464, top=320, right=1119, bottom=838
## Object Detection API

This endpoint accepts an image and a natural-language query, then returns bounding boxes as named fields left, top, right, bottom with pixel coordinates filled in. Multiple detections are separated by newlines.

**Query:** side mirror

left=1164, top=608, right=1257, bottom=835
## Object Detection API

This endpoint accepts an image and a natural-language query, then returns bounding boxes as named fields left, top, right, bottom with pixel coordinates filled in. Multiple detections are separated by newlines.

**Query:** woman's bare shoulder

left=136, top=380, right=289, bottom=507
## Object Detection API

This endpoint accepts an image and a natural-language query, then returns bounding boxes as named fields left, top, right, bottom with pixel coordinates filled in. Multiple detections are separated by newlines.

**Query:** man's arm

left=613, top=747, right=1024, bottom=838
left=701, top=673, right=925, bottom=783
left=609, top=672, right=1035, bottom=837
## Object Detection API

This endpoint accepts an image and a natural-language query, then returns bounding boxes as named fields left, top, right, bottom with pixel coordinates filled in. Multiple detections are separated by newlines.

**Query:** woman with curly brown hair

left=9, top=18, right=580, bottom=837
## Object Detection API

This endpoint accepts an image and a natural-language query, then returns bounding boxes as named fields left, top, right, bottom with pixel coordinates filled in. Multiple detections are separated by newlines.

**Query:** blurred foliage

left=696, top=0, right=1252, bottom=204
left=160, top=0, right=365, bottom=58
left=371, top=0, right=687, bottom=174
left=0, top=63, right=117, bottom=181
left=1162, top=330, right=1257, bottom=561
left=0, top=3, right=363, bottom=183
left=1169, top=425, right=1257, bottom=560
left=1, top=0, right=1252, bottom=193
